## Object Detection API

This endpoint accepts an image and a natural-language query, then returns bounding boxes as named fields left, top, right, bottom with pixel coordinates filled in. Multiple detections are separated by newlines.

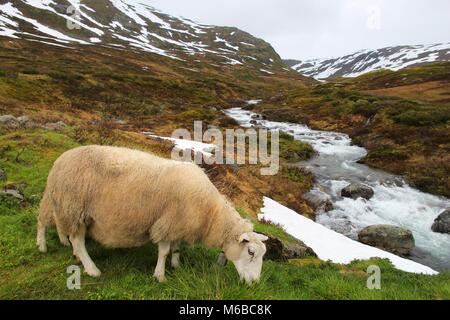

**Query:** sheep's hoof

left=59, top=236, right=70, bottom=247
left=37, top=243, right=47, bottom=253
left=154, top=273, right=167, bottom=283
left=85, top=268, right=102, bottom=278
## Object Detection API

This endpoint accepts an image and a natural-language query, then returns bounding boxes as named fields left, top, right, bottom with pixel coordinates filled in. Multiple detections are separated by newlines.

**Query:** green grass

left=1, top=208, right=449, bottom=300
left=279, top=131, right=315, bottom=162
left=0, top=128, right=449, bottom=300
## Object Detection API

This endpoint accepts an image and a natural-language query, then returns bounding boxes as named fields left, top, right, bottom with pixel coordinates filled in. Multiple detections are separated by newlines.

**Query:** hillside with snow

left=286, top=43, right=450, bottom=79
left=0, top=0, right=285, bottom=72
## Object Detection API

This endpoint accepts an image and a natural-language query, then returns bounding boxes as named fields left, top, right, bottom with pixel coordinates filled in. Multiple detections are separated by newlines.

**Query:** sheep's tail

left=36, top=191, right=54, bottom=253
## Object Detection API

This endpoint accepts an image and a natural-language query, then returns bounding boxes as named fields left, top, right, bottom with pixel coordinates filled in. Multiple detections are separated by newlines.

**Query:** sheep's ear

left=254, top=233, right=269, bottom=242
left=239, top=233, right=250, bottom=244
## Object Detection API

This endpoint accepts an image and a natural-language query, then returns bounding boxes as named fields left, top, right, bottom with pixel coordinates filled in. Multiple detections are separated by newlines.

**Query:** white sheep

left=36, top=145, right=268, bottom=283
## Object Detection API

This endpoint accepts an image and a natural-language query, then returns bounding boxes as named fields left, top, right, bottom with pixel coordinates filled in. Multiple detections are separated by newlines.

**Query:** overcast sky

left=143, top=0, right=450, bottom=60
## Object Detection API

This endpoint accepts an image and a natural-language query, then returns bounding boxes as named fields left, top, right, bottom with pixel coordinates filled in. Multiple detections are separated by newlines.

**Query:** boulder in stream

left=431, top=209, right=450, bottom=234
left=358, top=225, right=415, bottom=256
left=341, top=183, right=374, bottom=200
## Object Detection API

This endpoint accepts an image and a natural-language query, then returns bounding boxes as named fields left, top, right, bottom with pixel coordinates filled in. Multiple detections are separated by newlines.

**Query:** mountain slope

left=287, top=43, right=450, bottom=79
left=0, top=0, right=288, bottom=73
left=336, top=62, right=450, bottom=105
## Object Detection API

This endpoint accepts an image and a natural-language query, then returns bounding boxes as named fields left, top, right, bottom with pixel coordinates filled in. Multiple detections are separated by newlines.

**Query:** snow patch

left=0, top=2, right=88, bottom=44
left=260, top=69, right=274, bottom=75
left=246, top=99, right=262, bottom=105
left=143, top=133, right=216, bottom=157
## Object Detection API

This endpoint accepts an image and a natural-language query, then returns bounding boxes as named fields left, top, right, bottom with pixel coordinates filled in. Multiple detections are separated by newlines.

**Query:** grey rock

left=283, top=242, right=317, bottom=259
left=0, top=189, right=25, bottom=201
left=0, top=168, right=6, bottom=181
left=431, top=209, right=450, bottom=234
left=17, top=116, right=37, bottom=129
left=0, top=115, right=19, bottom=128
left=304, top=191, right=334, bottom=212
left=318, top=200, right=334, bottom=212
left=43, top=121, right=67, bottom=131
left=263, top=236, right=284, bottom=261
left=341, top=183, right=375, bottom=200
left=251, top=114, right=264, bottom=120
left=358, top=225, right=415, bottom=256
left=263, top=235, right=317, bottom=261
left=17, top=115, right=30, bottom=124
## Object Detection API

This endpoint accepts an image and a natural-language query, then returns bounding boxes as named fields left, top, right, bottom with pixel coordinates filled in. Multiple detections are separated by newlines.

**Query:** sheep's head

left=224, top=232, right=268, bottom=284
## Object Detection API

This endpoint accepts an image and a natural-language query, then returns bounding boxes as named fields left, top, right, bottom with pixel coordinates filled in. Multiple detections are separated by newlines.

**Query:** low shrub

left=365, top=147, right=408, bottom=161
left=279, top=132, right=315, bottom=162
left=352, top=99, right=380, bottom=117
left=392, top=109, right=450, bottom=126
left=179, top=108, right=216, bottom=121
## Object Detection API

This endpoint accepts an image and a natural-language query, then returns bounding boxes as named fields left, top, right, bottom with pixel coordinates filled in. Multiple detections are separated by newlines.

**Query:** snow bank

left=143, top=133, right=216, bottom=157
left=246, top=99, right=262, bottom=106
left=258, top=197, right=438, bottom=275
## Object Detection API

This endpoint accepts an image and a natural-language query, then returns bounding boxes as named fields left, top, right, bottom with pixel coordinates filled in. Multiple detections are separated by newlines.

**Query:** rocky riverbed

left=225, top=108, right=450, bottom=271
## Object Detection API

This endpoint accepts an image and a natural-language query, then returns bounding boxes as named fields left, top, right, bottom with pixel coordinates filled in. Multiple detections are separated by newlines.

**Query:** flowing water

left=225, top=108, right=450, bottom=271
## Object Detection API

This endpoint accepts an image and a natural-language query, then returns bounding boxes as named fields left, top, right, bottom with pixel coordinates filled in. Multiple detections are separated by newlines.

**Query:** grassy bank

left=0, top=126, right=449, bottom=300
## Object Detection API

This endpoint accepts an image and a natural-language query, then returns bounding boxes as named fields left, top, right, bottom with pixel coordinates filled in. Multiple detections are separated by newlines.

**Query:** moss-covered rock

left=358, top=225, right=415, bottom=256
left=341, top=183, right=375, bottom=200
left=432, top=209, right=450, bottom=234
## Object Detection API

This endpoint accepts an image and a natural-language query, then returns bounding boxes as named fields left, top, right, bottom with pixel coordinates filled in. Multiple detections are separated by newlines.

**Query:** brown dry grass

left=366, top=81, right=450, bottom=104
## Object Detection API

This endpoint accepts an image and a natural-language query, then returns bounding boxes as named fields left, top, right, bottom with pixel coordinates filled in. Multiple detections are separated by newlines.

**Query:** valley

left=0, top=0, right=449, bottom=300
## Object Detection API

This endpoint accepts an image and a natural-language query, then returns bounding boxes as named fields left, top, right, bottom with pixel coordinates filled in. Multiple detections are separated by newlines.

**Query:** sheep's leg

left=36, top=220, right=47, bottom=253
left=54, top=216, right=70, bottom=247
left=171, top=242, right=181, bottom=269
left=217, top=252, right=228, bottom=267
left=55, top=222, right=70, bottom=247
left=154, top=241, right=171, bottom=282
left=58, top=232, right=70, bottom=247
left=70, top=226, right=101, bottom=278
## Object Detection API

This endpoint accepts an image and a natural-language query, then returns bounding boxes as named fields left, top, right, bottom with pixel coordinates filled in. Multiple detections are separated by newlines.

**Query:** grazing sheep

left=37, top=145, right=268, bottom=283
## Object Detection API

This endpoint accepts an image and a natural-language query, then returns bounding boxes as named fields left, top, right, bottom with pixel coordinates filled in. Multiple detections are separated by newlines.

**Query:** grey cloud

left=136, top=0, right=450, bottom=60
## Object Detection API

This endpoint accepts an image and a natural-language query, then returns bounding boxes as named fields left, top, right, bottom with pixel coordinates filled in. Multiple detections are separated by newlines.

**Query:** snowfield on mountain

left=0, top=0, right=284, bottom=72
left=286, top=43, right=450, bottom=79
